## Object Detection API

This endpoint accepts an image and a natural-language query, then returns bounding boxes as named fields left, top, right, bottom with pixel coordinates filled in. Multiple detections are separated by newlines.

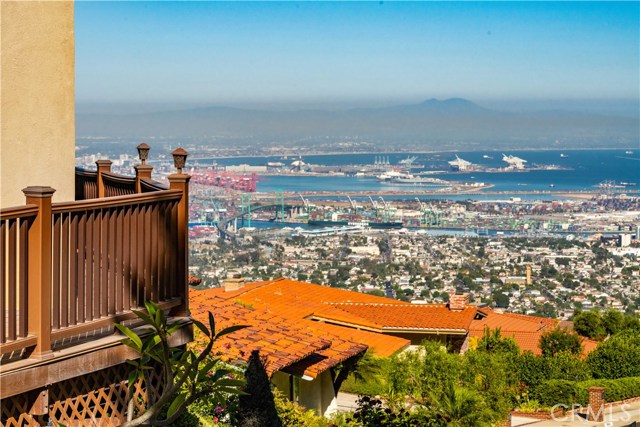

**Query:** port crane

left=299, top=194, right=310, bottom=210
left=368, top=196, right=379, bottom=210
left=415, top=198, right=442, bottom=226
left=378, top=196, right=391, bottom=222
left=346, top=195, right=358, bottom=214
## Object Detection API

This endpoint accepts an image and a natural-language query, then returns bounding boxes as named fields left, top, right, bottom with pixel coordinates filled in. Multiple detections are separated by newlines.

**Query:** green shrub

left=532, top=380, right=577, bottom=407
left=543, top=352, right=591, bottom=382
left=586, top=330, right=640, bottom=379
left=341, top=375, right=387, bottom=396
left=574, top=377, right=640, bottom=405
left=534, top=377, right=640, bottom=407
left=340, top=354, right=389, bottom=396
left=273, top=390, right=330, bottom=427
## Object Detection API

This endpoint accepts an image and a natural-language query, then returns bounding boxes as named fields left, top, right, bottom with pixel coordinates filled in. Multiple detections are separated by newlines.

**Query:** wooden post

left=95, top=159, right=112, bottom=198
left=168, top=173, right=190, bottom=316
left=22, top=186, right=55, bottom=358
left=134, top=164, right=154, bottom=193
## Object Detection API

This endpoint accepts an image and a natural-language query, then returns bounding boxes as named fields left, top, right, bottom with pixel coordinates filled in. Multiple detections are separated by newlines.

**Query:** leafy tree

left=573, top=310, right=606, bottom=340
left=493, top=292, right=510, bottom=309
left=462, top=348, right=518, bottom=419
left=234, top=350, right=283, bottom=427
left=586, top=330, right=640, bottom=379
left=387, top=341, right=461, bottom=401
left=602, top=310, right=624, bottom=335
left=115, top=301, right=247, bottom=427
left=476, top=328, right=519, bottom=355
left=539, top=329, right=583, bottom=357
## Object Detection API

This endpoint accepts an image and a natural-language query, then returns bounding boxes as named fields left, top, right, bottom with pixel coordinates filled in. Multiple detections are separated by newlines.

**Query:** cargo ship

left=378, top=171, right=448, bottom=186
left=308, top=219, right=349, bottom=227
left=368, top=221, right=403, bottom=229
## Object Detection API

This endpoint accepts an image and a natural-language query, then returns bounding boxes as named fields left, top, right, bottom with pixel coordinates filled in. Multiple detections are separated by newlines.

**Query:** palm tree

left=429, top=383, right=494, bottom=427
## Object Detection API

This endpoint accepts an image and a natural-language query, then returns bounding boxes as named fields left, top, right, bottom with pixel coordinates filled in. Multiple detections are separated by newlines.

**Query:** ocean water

left=202, top=149, right=639, bottom=197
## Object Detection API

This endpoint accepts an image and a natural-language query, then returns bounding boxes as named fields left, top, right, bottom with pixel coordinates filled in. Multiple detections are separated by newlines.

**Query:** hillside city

left=190, top=224, right=640, bottom=319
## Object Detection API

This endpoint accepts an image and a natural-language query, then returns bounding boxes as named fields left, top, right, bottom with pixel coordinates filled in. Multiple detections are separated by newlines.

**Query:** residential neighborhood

left=190, top=227, right=640, bottom=319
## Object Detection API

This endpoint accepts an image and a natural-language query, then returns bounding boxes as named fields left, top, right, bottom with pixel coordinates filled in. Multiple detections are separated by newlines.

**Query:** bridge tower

left=275, top=190, right=285, bottom=222
left=241, top=193, right=251, bottom=227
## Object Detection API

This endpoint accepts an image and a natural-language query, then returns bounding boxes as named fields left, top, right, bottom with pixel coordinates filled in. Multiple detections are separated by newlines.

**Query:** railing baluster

left=19, top=218, right=29, bottom=338
left=61, top=213, right=69, bottom=328
left=69, top=214, right=78, bottom=326
left=150, top=204, right=158, bottom=302
left=157, top=203, right=166, bottom=302
left=95, top=209, right=103, bottom=320
left=136, top=204, right=144, bottom=307
left=97, top=208, right=106, bottom=318
left=85, top=210, right=94, bottom=322
left=123, top=206, right=131, bottom=312
left=77, top=213, right=86, bottom=324
left=52, top=215, right=61, bottom=329
left=8, top=219, right=17, bottom=341
left=170, top=202, right=178, bottom=299
left=165, top=202, right=173, bottom=298
left=109, top=207, right=118, bottom=316
left=0, top=221, right=5, bottom=343
left=145, top=204, right=152, bottom=303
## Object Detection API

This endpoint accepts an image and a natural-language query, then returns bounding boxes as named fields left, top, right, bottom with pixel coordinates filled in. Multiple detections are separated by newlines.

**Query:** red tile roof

left=190, top=288, right=371, bottom=378
left=318, top=302, right=477, bottom=332
left=191, top=279, right=594, bottom=369
left=470, top=307, right=598, bottom=356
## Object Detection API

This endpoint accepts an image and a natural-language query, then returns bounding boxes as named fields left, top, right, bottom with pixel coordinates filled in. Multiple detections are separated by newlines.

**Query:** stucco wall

left=1, top=1, right=75, bottom=208
left=298, top=371, right=338, bottom=417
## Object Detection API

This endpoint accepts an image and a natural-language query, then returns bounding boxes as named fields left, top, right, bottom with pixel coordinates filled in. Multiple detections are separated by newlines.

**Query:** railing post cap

left=134, top=164, right=154, bottom=172
left=168, top=173, right=191, bottom=182
left=96, top=159, right=113, bottom=166
left=22, top=186, right=56, bottom=198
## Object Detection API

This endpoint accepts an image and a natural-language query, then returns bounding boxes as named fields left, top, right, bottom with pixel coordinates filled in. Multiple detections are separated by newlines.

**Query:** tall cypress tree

left=235, top=350, right=283, bottom=427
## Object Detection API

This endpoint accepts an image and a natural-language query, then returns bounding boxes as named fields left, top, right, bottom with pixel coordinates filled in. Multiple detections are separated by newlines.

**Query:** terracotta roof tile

left=471, top=307, right=558, bottom=334
left=469, top=308, right=598, bottom=356
left=320, top=303, right=477, bottom=331
left=190, top=288, right=370, bottom=377
left=308, top=321, right=410, bottom=358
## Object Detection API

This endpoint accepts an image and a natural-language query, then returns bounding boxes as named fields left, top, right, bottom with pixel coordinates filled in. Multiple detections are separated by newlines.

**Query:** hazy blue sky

left=75, top=1, right=639, bottom=107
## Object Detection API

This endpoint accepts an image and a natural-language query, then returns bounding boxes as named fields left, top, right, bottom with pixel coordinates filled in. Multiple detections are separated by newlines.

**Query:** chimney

left=526, top=265, right=532, bottom=286
left=449, top=292, right=469, bottom=311
left=224, top=271, right=245, bottom=292
left=588, top=386, right=605, bottom=422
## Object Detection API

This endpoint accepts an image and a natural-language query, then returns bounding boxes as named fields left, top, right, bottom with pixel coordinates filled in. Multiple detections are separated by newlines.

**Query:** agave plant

left=115, top=301, right=248, bottom=426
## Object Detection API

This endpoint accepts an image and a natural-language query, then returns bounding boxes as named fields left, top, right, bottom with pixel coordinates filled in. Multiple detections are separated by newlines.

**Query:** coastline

left=184, top=146, right=639, bottom=161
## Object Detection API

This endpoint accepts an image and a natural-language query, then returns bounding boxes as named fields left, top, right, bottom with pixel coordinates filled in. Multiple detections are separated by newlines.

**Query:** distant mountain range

left=76, top=98, right=638, bottom=147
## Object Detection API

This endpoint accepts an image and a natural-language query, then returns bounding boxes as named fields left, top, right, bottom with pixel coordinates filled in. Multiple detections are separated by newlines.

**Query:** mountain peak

left=420, top=98, right=479, bottom=109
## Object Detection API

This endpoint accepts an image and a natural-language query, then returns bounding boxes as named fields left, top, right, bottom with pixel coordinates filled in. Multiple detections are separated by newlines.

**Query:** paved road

left=336, top=392, right=359, bottom=412
left=514, top=401, right=640, bottom=427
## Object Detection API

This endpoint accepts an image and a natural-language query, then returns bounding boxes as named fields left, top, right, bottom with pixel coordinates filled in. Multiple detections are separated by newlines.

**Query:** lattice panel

left=0, top=392, right=45, bottom=427
left=48, top=363, right=164, bottom=427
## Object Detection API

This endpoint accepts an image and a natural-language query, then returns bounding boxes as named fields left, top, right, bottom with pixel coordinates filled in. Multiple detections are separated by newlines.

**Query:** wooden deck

left=0, top=158, right=192, bottom=400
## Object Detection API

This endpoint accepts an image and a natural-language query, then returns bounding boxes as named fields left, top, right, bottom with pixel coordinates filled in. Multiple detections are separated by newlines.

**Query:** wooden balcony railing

left=101, top=172, right=137, bottom=197
left=0, top=205, right=38, bottom=352
left=0, top=150, right=190, bottom=363
left=74, top=168, right=98, bottom=200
